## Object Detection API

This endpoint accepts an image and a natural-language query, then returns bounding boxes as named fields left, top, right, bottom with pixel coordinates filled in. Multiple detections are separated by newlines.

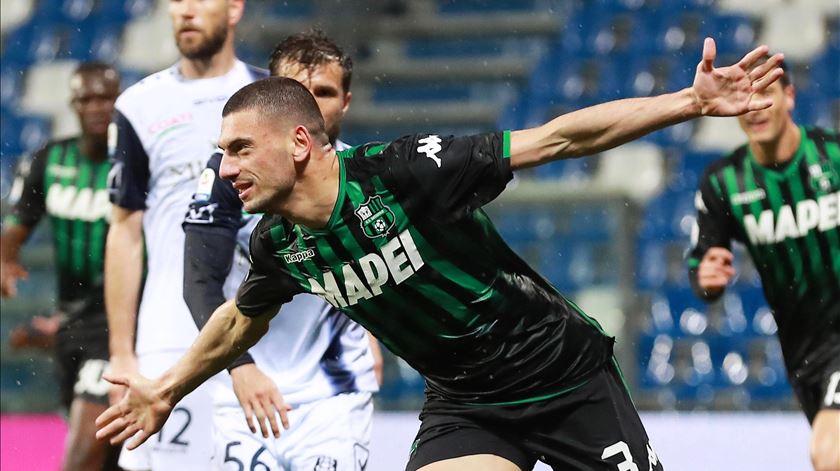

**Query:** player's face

left=169, top=0, right=230, bottom=60
left=218, top=110, right=297, bottom=214
left=275, top=60, right=351, bottom=145
left=70, top=70, right=120, bottom=139
left=737, top=80, right=795, bottom=145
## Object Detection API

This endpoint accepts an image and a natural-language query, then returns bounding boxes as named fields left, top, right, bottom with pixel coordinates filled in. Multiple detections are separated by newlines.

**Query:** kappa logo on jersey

left=743, top=191, right=840, bottom=245
left=47, top=165, right=78, bottom=179
left=730, top=189, right=766, bottom=205
left=417, top=135, right=442, bottom=167
left=305, top=229, right=425, bottom=308
left=46, top=185, right=111, bottom=222
left=284, top=248, right=315, bottom=264
left=354, top=195, right=396, bottom=238
left=808, top=163, right=839, bottom=192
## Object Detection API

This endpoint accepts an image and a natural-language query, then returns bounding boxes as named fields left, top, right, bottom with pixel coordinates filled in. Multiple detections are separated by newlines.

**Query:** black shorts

left=792, top=353, right=840, bottom=424
left=407, top=361, right=663, bottom=471
left=55, top=322, right=110, bottom=409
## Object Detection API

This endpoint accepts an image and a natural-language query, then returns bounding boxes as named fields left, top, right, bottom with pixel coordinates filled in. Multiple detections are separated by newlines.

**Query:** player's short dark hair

left=268, top=30, right=353, bottom=92
left=222, top=77, right=327, bottom=139
left=73, top=61, right=120, bottom=81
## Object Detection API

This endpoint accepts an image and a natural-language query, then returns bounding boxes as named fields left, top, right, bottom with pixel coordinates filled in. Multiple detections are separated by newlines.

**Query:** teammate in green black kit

left=1, top=62, right=121, bottom=471
left=687, top=58, right=839, bottom=471
left=96, top=39, right=783, bottom=470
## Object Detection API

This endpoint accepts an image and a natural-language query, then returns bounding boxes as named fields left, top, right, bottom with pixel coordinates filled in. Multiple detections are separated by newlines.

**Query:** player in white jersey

left=183, top=31, right=381, bottom=470
left=104, top=1, right=265, bottom=469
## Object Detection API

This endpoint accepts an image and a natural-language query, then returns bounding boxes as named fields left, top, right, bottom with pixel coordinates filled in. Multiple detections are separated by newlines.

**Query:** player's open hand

left=698, top=247, right=736, bottom=296
left=0, top=261, right=28, bottom=298
left=691, top=38, right=785, bottom=117
left=95, top=372, right=172, bottom=450
left=231, top=363, right=292, bottom=439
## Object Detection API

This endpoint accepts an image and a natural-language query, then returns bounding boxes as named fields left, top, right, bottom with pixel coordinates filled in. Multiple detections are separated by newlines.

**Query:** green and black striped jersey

left=5, top=137, right=111, bottom=329
left=688, top=126, right=840, bottom=381
left=236, top=131, right=614, bottom=405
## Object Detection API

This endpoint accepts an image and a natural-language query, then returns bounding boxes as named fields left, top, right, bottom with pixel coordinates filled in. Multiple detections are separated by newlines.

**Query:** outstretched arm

left=509, top=39, right=785, bottom=170
left=95, top=299, right=277, bottom=449
left=104, top=206, right=144, bottom=404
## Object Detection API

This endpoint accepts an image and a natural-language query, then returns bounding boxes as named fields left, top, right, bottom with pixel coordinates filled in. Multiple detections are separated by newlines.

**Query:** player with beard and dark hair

left=268, top=30, right=353, bottom=145
left=98, top=40, right=784, bottom=471
left=687, top=57, right=839, bottom=471
left=1, top=61, right=121, bottom=471
left=104, top=1, right=266, bottom=469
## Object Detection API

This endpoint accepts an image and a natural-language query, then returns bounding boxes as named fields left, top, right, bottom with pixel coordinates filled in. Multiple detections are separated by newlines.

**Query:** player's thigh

left=531, top=363, right=662, bottom=471
left=139, top=351, right=216, bottom=470
left=417, top=454, right=523, bottom=471
left=405, top=408, right=534, bottom=471
left=62, top=397, right=119, bottom=471
left=212, top=408, right=282, bottom=471
left=810, top=364, right=840, bottom=471
left=286, top=392, right=374, bottom=471
left=811, top=409, right=840, bottom=471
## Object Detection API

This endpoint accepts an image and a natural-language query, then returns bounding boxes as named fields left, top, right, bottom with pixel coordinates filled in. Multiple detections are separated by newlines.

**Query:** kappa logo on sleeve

left=417, top=135, right=442, bottom=167
left=185, top=203, right=217, bottom=224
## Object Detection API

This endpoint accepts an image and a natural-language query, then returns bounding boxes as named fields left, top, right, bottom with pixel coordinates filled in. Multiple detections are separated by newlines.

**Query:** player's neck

left=178, top=40, right=237, bottom=79
left=79, top=135, right=107, bottom=162
left=279, top=147, right=340, bottom=230
left=750, top=121, right=801, bottom=167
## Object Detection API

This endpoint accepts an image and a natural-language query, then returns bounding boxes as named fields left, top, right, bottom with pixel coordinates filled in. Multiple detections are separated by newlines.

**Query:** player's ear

left=341, top=91, right=352, bottom=115
left=228, top=0, right=244, bottom=27
left=784, top=84, right=795, bottom=113
left=291, top=125, right=312, bottom=163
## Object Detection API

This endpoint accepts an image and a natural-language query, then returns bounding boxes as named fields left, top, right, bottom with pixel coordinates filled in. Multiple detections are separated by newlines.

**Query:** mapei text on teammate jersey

left=744, top=190, right=840, bottom=245
left=305, top=229, right=424, bottom=308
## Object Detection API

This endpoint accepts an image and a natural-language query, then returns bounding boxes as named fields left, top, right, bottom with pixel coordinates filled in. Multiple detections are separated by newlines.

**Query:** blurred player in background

left=97, top=39, right=783, bottom=471
left=688, top=58, right=839, bottom=471
left=1, top=61, right=121, bottom=471
left=104, top=0, right=265, bottom=468
left=183, top=30, right=380, bottom=470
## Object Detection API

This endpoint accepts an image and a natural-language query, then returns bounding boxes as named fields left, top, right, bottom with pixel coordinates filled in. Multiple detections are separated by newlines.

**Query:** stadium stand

left=0, top=0, right=837, bottom=412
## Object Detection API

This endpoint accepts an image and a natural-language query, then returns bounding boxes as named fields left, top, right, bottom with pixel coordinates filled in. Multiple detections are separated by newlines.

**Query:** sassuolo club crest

left=354, top=195, right=395, bottom=238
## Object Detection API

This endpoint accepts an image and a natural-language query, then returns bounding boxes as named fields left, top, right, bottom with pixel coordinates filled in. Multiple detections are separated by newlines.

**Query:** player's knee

left=810, top=432, right=840, bottom=471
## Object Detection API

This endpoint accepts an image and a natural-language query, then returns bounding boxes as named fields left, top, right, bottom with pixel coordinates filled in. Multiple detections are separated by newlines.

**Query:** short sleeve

left=108, top=109, right=150, bottom=210
left=183, top=153, right=243, bottom=231
left=4, top=146, right=49, bottom=228
left=385, top=131, right=513, bottom=221
left=235, top=217, right=303, bottom=317
left=687, top=168, right=734, bottom=268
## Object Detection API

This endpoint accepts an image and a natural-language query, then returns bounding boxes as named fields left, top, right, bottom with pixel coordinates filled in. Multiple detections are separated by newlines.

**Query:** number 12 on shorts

left=602, top=441, right=659, bottom=471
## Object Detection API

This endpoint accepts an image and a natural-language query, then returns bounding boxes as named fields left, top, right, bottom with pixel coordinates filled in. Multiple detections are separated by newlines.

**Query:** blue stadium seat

left=708, top=14, right=757, bottom=55
left=372, top=82, right=474, bottom=103
left=3, top=19, right=64, bottom=64
left=404, top=38, right=524, bottom=59
left=638, top=333, right=677, bottom=388
left=636, top=240, right=668, bottom=289
left=638, top=189, right=695, bottom=240
left=436, top=0, right=540, bottom=14
left=2, top=114, right=52, bottom=158
left=0, top=65, right=26, bottom=110
left=98, top=0, right=155, bottom=23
